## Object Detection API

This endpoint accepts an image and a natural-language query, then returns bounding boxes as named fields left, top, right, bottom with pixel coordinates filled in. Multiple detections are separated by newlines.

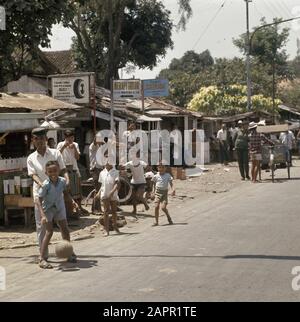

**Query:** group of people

left=27, top=126, right=176, bottom=269
left=216, top=120, right=298, bottom=183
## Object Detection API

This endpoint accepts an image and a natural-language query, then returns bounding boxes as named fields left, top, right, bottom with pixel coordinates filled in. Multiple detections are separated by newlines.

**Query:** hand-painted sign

left=143, top=79, right=169, bottom=97
left=113, top=80, right=141, bottom=100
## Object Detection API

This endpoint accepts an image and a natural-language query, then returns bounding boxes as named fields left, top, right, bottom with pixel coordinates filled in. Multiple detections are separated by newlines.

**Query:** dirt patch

left=0, top=162, right=242, bottom=250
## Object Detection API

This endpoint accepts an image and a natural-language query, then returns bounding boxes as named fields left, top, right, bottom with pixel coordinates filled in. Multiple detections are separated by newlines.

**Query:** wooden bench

left=4, top=195, right=34, bottom=227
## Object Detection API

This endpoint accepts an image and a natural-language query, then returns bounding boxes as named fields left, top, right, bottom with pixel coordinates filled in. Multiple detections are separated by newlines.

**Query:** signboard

left=51, top=75, right=90, bottom=104
left=143, top=79, right=169, bottom=97
left=113, top=79, right=141, bottom=100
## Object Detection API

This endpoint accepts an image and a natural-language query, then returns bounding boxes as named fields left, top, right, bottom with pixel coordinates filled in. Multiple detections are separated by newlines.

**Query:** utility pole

left=245, top=0, right=252, bottom=111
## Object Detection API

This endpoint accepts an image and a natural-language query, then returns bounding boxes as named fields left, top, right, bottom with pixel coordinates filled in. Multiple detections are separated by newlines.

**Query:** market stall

left=0, top=93, right=80, bottom=226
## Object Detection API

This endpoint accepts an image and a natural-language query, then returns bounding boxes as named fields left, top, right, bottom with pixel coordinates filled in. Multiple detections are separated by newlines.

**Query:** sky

left=48, top=0, right=300, bottom=79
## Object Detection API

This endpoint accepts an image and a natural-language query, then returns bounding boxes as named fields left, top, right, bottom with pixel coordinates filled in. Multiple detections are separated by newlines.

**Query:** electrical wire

left=192, top=0, right=228, bottom=50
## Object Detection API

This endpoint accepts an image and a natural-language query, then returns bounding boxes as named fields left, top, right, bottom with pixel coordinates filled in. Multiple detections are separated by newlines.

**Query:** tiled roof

left=41, top=50, right=77, bottom=74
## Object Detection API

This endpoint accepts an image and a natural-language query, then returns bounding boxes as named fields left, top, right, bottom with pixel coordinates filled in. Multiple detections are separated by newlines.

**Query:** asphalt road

left=1, top=167, right=300, bottom=301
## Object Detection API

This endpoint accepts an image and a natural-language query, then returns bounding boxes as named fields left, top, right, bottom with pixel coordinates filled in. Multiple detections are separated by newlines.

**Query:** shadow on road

left=160, top=223, right=188, bottom=227
left=224, top=254, right=300, bottom=261
left=3, top=253, right=300, bottom=262
left=56, top=259, right=98, bottom=271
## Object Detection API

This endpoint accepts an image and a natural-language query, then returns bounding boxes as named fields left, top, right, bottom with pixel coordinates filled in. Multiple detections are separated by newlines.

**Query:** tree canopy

left=188, top=84, right=281, bottom=116
left=0, top=0, right=68, bottom=87
left=67, top=0, right=192, bottom=88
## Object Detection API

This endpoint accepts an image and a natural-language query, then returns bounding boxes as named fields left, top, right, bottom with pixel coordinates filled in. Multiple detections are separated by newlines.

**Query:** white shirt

left=57, top=141, right=80, bottom=171
left=280, top=131, right=295, bottom=150
left=229, top=127, right=238, bottom=139
left=217, top=129, right=227, bottom=141
left=98, top=168, right=119, bottom=200
left=125, top=160, right=147, bottom=184
left=27, top=148, right=65, bottom=198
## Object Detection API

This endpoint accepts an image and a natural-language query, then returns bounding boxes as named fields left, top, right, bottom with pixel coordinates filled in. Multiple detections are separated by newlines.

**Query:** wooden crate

left=4, top=194, right=22, bottom=207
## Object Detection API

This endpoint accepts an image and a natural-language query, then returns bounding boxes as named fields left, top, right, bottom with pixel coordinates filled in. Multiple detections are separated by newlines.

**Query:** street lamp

left=249, top=16, right=300, bottom=118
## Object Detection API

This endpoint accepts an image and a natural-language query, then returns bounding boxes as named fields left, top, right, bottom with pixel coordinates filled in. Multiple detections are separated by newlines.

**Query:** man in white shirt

left=280, top=130, right=295, bottom=166
left=123, top=156, right=149, bottom=215
left=89, top=135, right=103, bottom=214
left=217, top=124, right=229, bottom=165
left=98, top=159, right=120, bottom=236
left=57, top=130, right=85, bottom=213
left=27, top=128, right=71, bottom=261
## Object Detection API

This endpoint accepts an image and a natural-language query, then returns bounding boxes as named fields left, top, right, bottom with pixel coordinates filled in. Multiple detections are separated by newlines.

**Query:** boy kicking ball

left=36, top=161, right=77, bottom=269
left=151, top=163, right=175, bottom=226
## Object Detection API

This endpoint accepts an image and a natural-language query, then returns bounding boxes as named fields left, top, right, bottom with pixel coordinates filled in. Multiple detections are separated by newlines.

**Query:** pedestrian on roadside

left=233, top=121, right=250, bottom=181
left=89, top=134, right=104, bottom=214
left=36, top=161, right=77, bottom=269
left=217, top=124, right=229, bottom=165
left=151, top=163, right=175, bottom=226
left=122, top=154, right=150, bottom=215
left=98, top=158, right=121, bottom=236
left=248, top=122, right=273, bottom=183
left=57, top=130, right=87, bottom=215
left=280, top=129, right=295, bottom=166
left=27, top=128, right=70, bottom=261
left=47, top=137, right=56, bottom=149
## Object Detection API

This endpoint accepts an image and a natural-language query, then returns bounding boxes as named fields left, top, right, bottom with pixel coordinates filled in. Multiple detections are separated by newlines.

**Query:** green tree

left=67, top=0, right=191, bottom=88
left=278, top=79, right=300, bottom=109
left=188, top=84, right=280, bottom=116
left=0, top=0, right=68, bottom=87
left=159, top=55, right=275, bottom=107
left=168, top=50, right=214, bottom=73
left=233, top=18, right=292, bottom=105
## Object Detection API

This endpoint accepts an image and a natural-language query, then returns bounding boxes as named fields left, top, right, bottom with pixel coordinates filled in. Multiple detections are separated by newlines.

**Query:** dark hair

left=47, top=138, right=54, bottom=142
left=45, top=160, right=59, bottom=168
left=64, top=130, right=74, bottom=137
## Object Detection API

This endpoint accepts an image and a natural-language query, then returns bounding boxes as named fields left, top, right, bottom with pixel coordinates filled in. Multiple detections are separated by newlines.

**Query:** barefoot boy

left=99, top=160, right=120, bottom=236
left=123, top=156, right=149, bottom=215
left=36, top=160, right=77, bottom=269
left=152, top=163, right=175, bottom=226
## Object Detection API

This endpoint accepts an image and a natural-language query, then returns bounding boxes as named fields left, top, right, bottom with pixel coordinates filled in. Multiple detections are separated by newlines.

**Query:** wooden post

left=141, top=80, right=145, bottom=115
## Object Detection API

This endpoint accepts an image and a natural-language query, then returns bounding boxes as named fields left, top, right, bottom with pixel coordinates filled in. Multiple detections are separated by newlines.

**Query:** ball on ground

left=55, top=240, right=73, bottom=259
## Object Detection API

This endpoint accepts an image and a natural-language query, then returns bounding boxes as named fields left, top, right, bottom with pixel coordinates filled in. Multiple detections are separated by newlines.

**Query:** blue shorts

left=44, top=199, right=67, bottom=222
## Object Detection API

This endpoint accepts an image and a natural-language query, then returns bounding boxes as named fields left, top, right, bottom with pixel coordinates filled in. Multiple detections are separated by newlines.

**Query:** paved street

left=1, top=166, right=300, bottom=301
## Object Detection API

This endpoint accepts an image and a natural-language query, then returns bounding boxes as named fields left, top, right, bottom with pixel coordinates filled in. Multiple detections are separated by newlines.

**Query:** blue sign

left=143, top=79, right=169, bottom=98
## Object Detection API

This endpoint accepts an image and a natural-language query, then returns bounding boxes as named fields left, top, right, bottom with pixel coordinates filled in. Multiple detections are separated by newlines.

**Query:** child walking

left=152, top=163, right=175, bottom=226
left=36, top=161, right=77, bottom=269
left=98, top=160, right=120, bottom=236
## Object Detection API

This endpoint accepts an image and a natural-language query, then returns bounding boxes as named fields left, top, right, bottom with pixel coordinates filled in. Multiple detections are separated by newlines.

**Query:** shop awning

left=137, top=115, right=162, bottom=122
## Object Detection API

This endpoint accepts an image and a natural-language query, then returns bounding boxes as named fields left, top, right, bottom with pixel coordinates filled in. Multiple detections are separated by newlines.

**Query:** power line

left=192, top=0, right=228, bottom=50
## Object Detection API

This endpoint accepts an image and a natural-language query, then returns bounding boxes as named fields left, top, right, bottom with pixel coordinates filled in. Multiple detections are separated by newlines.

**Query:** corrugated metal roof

left=0, top=93, right=80, bottom=111
left=279, top=104, right=300, bottom=116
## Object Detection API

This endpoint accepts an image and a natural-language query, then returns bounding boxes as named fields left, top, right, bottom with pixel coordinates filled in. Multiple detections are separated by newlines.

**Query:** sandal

left=39, top=259, right=53, bottom=269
